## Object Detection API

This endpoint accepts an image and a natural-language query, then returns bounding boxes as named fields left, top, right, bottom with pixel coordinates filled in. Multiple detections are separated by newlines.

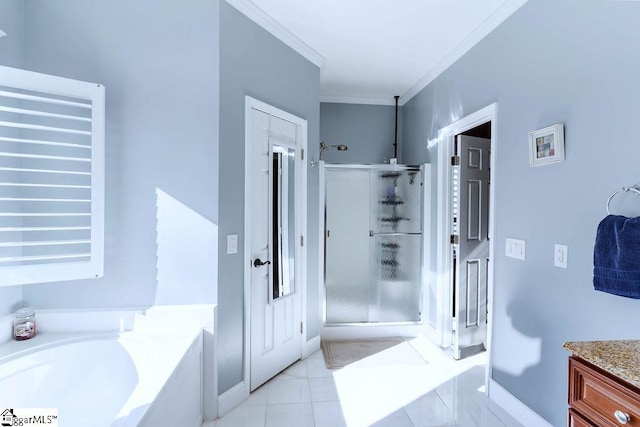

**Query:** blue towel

left=594, top=215, right=640, bottom=298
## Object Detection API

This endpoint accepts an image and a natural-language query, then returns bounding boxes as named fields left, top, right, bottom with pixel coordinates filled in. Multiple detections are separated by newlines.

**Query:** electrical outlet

left=554, top=244, right=568, bottom=268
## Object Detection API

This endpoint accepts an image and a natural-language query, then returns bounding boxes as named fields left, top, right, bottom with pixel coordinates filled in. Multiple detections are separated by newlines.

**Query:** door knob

left=254, top=258, right=271, bottom=268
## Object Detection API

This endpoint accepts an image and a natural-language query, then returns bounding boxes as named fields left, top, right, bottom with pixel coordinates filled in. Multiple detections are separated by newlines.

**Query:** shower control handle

left=253, top=258, right=271, bottom=268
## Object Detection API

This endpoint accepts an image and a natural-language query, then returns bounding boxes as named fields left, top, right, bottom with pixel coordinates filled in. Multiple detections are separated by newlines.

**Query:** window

left=0, top=66, right=104, bottom=286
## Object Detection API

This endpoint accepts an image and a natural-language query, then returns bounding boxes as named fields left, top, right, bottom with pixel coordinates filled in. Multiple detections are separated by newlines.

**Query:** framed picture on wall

left=528, top=124, right=565, bottom=167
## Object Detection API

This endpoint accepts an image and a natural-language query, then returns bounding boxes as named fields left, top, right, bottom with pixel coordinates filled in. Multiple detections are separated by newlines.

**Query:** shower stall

left=320, top=163, right=430, bottom=331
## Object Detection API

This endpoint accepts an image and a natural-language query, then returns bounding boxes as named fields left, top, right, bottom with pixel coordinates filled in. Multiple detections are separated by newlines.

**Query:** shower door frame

left=318, top=162, right=431, bottom=340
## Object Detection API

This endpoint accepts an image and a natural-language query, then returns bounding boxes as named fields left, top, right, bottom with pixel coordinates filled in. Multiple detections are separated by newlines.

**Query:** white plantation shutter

left=0, top=66, right=104, bottom=286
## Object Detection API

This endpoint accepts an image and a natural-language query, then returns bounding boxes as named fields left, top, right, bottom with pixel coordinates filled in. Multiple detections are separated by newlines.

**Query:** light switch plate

left=227, top=234, right=238, bottom=254
left=506, top=238, right=525, bottom=260
left=554, top=244, right=568, bottom=268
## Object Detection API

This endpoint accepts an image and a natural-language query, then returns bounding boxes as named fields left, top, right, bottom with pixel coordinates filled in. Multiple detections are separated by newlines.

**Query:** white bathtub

left=0, top=309, right=208, bottom=427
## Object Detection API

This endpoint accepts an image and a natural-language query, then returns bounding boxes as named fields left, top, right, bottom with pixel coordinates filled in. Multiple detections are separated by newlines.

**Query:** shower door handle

left=254, top=258, right=271, bottom=268
left=369, top=231, right=422, bottom=237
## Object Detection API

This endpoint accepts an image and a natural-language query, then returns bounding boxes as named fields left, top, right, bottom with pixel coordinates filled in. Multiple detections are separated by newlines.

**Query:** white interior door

left=248, top=106, right=303, bottom=391
left=452, top=135, right=490, bottom=360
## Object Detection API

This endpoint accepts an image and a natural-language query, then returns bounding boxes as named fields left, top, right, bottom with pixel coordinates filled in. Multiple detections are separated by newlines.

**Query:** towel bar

left=606, top=185, right=640, bottom=214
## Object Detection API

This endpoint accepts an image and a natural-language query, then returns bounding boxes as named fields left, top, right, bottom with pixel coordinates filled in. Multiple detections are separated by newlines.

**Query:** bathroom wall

left=218, top=1, right=320, bottom=394
left=19, top=0, right=220, bottom=308
left=320, top=102, right=401, bottom=164
left=0, top=0, right=23, bottom=69
left=8, top=0, right=320, bottom=397
left=0, top=0, right=25, bottom=316
left=402, top=0, right=640, bottom=424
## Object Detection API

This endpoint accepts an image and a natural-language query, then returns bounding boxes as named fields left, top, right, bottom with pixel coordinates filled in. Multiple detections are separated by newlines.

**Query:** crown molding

left=399, top=0, right=528, bottom=106
left=320, top=95, right=396, bottom=106
left=224, top=0, right=326, bottom=69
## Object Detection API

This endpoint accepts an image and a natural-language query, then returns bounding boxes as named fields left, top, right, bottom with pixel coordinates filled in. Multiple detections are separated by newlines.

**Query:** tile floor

left=204, top=336, right=522, bottom=427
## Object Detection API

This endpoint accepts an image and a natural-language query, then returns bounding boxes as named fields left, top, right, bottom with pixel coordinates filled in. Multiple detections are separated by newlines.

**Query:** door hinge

left=300, top=322, right=303, bottom=334
left=450, top=234, right=459, bottom=245
left=300, top=235, right=304, bottom=247
left=301, top=149, right=304, bottom=161
left=451, top=155, right=460, bottom=166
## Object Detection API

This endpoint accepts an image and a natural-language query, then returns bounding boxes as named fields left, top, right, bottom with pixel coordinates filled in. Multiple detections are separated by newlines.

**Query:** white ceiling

left=245, top=0, right=527, bottom=105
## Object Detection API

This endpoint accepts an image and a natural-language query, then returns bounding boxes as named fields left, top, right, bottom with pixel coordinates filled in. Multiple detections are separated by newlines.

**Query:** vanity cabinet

left=568, top=356, right=640, bottom=426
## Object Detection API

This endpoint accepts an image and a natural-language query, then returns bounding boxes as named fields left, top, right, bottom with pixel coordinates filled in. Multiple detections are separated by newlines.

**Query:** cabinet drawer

left=569, top=357, right=640, bottom=427
left=569, top=408, right=595, bottom=427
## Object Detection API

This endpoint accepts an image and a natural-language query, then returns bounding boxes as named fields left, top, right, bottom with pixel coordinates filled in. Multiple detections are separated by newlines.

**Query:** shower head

left=319, top=141, right=348, bottom=160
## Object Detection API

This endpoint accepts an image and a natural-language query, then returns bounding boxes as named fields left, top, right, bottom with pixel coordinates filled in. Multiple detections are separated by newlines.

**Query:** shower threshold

left=320, top=322, right=427, bottom=341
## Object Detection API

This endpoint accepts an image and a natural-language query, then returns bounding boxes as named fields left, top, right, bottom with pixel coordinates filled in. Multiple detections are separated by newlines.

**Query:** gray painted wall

left=218, top=2, right=320, bottom=394
left=403, top=0, right=640, bottom=424
left=18, top=0, right=220, bottom=309
left=320, top=102, right=401, bottom=164
left=0, top=0, right=23, bottom=69
left=0, top=0, right=25, bottom=316
left=3, top=0, right=320, bottom=398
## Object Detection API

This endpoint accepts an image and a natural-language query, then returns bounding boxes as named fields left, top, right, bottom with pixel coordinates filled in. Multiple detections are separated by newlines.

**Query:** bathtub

left=0, top=307, right=209, bottom=427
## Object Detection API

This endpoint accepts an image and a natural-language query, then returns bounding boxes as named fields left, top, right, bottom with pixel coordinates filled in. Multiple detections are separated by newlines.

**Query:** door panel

left=325, top=169, right=370, bottom=323
left=249, top=108, right=302, bottom=390
left=467, top=180, right=481, bottom=240
left=465, top=259, right=479, bottom=327
left=453, top=135, right=490, bottom=359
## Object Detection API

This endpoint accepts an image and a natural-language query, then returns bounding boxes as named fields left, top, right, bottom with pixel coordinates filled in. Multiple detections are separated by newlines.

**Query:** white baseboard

left=489, top=379, right=552, bottom=427
left=217, top=381, right=248, bottom=418
left=303, top=335, right=321, bottom=359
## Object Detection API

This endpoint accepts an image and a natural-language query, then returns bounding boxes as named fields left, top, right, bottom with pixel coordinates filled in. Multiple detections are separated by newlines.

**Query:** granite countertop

left=563, top=340, right=640, bottom=388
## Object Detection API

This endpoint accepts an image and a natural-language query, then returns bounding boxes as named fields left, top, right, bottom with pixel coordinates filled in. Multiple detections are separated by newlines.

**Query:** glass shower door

left=369, top=169, right=423, bottom=322
left=325, top=168, right=370, bottom=323
left=324, top=165, right=423, bottom=325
